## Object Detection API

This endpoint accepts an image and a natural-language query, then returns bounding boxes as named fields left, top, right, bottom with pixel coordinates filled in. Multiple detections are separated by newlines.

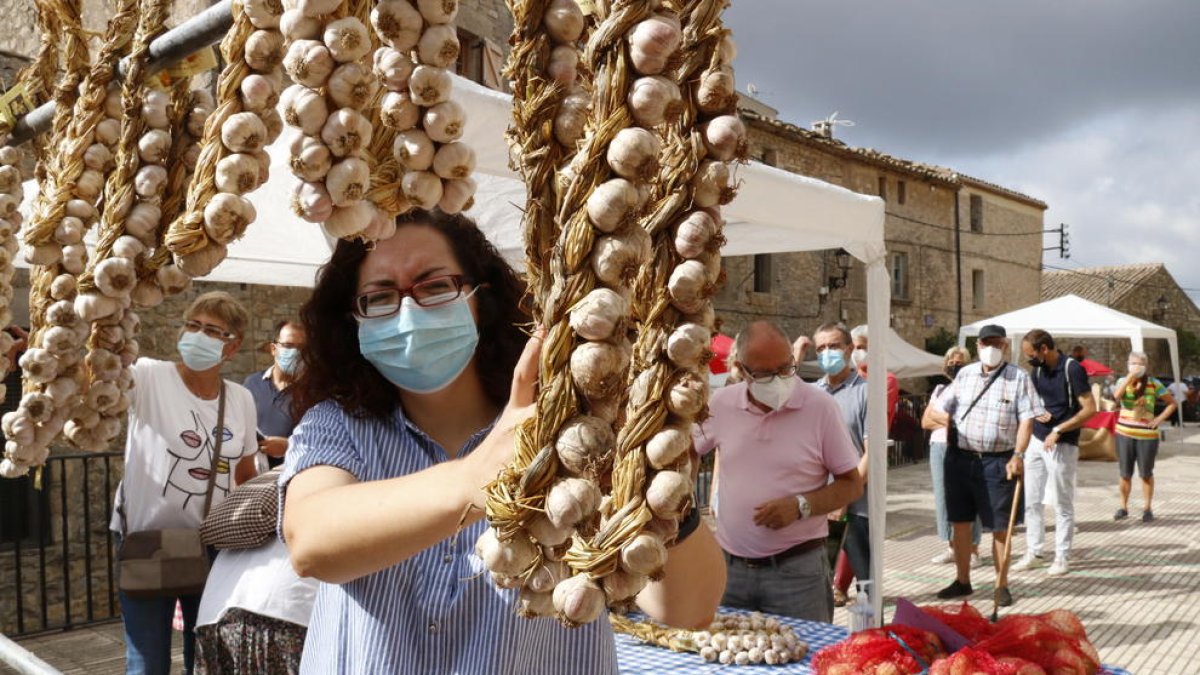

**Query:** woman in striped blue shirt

left=279, top=210, right=725, bottom=674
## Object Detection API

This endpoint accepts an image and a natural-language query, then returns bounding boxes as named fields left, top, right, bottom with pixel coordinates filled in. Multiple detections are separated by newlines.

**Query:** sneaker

left=1012, top=552, right=1044, bottom=571
left=833, top=589, right=849, bottom=607
left=1048, top=558, right=1069, bottom=576
left=931, top=549, right=955, bottom=565
left=1114, top=508, right=1129, bottom=521
left=971, top=552, right=985, bottom=569
left=997, top=586, right=1014, bottom=607
left=1142, top=509, right=1155, bottom=522
left=936, top=580, right=974, bottom=599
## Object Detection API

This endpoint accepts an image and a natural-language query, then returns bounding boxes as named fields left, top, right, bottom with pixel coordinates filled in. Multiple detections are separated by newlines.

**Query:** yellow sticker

left=0, top=83, right=36, bottom=128
left=148, top=46, right=219, bottom=90
left=575, top=0, right=597, bottom=16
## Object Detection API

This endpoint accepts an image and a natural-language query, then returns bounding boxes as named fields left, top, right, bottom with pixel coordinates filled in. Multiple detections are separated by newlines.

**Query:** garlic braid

left=164, top=0, right=284, bottom=278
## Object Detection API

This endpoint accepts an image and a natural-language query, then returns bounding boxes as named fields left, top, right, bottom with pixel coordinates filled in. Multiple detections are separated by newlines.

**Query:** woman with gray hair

left=1112, top=351, right=1177, bottom=522
left=921, top=346, right=982, bottom=567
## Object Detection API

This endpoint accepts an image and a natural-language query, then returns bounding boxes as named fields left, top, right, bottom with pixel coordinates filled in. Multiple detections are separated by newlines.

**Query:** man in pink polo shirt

left=694, top=321, right=865, bottom=622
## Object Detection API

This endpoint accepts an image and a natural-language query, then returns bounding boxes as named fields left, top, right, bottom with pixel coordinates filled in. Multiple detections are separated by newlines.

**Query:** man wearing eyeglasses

left=693, top=321, right=864, bottom=622
left=242, top=320, right=306, bottom=469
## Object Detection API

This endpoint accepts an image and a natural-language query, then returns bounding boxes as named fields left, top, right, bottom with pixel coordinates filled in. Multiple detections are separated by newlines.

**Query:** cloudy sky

left=725, top=0, right=1200, bottom=306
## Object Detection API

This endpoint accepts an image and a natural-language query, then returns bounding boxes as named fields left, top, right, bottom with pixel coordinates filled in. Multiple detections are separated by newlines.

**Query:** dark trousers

left=844, top=514, right=871, bottom=586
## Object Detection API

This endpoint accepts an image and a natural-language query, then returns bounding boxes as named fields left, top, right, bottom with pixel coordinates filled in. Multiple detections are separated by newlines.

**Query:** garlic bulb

left=221, top=112, right=268, bottom=153
left=620, top=533, right=667, bottom=578
left=543, top=0, right=584, bottom=44
left=554, top=88, right=590, bottom=147
left=475, top=527, right=537, bottom=577
left=325, top=157, right=370, bottom=207
left=324, top=17, right=372, bottom=63
left=245, top=29, right=286, bottom=72
left=417, top=24, right=459, bottom=68
left=697, top=65, right=736, bottom=114
left=156, top=264, right=192, bottom=295
left=243, top=0, right=283, bottom=29
left=553, top=574, right=606, bottom=627
left=547, top=45, right=579, bottom=86
left=112, top=235, right=146, bottom=260
left=93, top=257, right=137, bottom=298
left=60, top=244, right=86, bottom=275
left=568, top=287, right=627, bottom=341
left=75, top=169, right=105, bottom=202
left=693, top=160, right=731, bottom=208
left=322, top=201, right=376, bottom=238
left=141, top=90, right=172, bottom=129
left=282, top=84, right=330, bottom=136
left=585, top=178, right=640, bottom=233
left=371, top=0, right=424, bottom=52
left=134, top=164, right=169, bottom=198
left=131, top=279, right=165, bottom=308
left=628, top=75, right=683, bottom=128
left=380, top=91, right=421, bottom=130
left=262, top=106, right=284, bottom=145
left=178, top=242, right=229, bottom=277
left=408, top=65, right=451, bottom=107
left=54, top=217, right=86, bottom=245
left=431, top=142, right=475, bottom=180
left=289, top=135, right=334, bottom=181
left=591, top=227, right=651, bottom=287
left=320, top=108, right=373, bottom=157
left=667, top=370, right=708, bottom=418
left=136, top=129, right=172, bottom=165
left=646, top=426, right=691, bottom=471
left=328, top=63, right=380, bottom=109
left=666, top=323, right=710, bottom=369
left=240, top=73, right=280, bottom=112
left=50, top=274, right=77, bottom=300
left=280, top=9, right=320, bottom=40
left=545, top=476, right=601, bottom=528
left=400, top=171, right=443, bottom=210
left=422, top=100, right=465, bottom=142
left=291, top=181, right=335, bottom=223
left=603, top=569, right=649, bottom=603
left=555, top=415, right=615, bottom=476
left=124, top=202, right=162, bottom=240
left=569, top=340, right=629, bottom=401
left=392, top=129, right=435, bottom=170
left=702, top=115, right=747, bottom=162
left=417, top=0, right=457, bottom=24
left=374, top=47, right=416, bottom=90
left=360, top=207, right=398, bottom=241
left=74, top=293, right=121, bottom=323
left=437, top=177, right=475, bottom=214
left=84, top=143, right=114, bottom=171
left=203, top=193, right=257, bottom=244
left=673, top=210, right=716, bottom=259
left=647, top=470, right=693, bottom=520
left=284, top=40, right=336, bottom=89
left=628, top=14, right=681, bottom=76
left=297, top=0, right=339, bottom=18
left=668, top=259, right=708, bottom=313
left=606, top=127, right=661, bottom=181
left=215, top=153, right=263, bottom=194
left=95, top=118, right=121, bottom=145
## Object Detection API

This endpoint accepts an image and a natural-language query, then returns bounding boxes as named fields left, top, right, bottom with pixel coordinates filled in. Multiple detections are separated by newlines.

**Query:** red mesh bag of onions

left=811, top=625, right=945, bottom=675
left=974, top=614, right=1101, bottom=675
left=921, top=602, right=996, bottom=643
left=930, top=647, right=1047, bottom=675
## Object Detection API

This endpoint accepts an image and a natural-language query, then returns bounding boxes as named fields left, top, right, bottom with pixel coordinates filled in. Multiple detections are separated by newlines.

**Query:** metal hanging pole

left=7, top=0, right=234, bottom=147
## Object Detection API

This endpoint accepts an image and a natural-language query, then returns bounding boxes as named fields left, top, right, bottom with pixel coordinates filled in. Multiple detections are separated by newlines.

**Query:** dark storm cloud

left=724, top=0, right=1200, bottom=156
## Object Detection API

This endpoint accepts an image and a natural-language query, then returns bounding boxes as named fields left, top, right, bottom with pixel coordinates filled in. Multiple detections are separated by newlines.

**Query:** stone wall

left=956, top=186, right=1044, bottom=326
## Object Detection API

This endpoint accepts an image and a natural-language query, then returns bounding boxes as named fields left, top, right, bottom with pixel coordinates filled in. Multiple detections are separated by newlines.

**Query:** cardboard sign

left=0, top=83, right=36, bottom=129
left=149, top=46, right=219, bottom=89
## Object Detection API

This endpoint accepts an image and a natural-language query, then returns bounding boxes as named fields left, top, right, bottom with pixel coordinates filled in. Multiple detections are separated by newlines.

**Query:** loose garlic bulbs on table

left=694, top=613, right=809, bottom=666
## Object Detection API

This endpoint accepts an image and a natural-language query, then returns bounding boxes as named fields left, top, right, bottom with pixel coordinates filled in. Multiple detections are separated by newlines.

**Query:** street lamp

left=828, top=248, right=852, bottom=290
left=1154, top=294, right=1169, bottom=322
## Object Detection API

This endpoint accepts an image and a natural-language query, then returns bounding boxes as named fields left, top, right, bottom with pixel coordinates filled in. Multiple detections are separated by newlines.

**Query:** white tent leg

left=865, top=258, right=890, bottom=625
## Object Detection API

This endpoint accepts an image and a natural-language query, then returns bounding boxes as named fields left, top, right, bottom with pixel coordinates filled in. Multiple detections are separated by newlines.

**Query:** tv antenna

left=812, top=111, right=855, bottom=138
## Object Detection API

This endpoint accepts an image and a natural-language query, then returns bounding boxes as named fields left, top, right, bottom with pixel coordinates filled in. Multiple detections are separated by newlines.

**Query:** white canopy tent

left=20, top=74, right=893, bottom=621
left=959, top=293, right=1181, bottom=396
left=882, top=327, right=946, bottom=379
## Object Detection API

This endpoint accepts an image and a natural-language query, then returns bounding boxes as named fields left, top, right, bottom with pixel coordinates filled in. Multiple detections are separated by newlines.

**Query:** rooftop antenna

left=812, top=111, right=855, bottom=139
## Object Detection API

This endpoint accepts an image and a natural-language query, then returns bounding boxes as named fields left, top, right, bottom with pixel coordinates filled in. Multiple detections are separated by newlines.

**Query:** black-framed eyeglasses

left=184, top=320, right=237, bottom=342
left=743, top=362, right=798, bottom=384
left=352, top=274, right=474, bottom=319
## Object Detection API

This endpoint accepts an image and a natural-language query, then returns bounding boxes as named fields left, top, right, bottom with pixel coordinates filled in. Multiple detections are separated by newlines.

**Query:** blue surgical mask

left=357, top=294, right=480, bottom=393
left=178, top=331, right=225, bottom=371
left=275, top=347, right=301, bottom=376
left=818, top=349, right=847, bottom=375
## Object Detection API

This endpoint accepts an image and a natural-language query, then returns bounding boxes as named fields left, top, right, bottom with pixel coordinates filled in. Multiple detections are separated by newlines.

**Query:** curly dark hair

left=290, top=210, right=529, bottom=421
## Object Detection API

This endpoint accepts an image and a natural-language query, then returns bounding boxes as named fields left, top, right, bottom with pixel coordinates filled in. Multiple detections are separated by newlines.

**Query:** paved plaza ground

left=6, top=426, right=1199, bottom=674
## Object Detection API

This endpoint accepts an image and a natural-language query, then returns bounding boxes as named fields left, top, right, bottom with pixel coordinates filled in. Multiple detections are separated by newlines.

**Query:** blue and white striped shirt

left=280, top=400, right=618, bottom=674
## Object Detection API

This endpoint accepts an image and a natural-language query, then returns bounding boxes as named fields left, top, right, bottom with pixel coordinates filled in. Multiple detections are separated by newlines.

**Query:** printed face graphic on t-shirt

left=162, top=408, right=235, bottom=509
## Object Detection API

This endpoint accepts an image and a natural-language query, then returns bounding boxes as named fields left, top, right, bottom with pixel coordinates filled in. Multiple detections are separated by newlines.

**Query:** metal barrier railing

left=2, top=451, right=121, bottom=638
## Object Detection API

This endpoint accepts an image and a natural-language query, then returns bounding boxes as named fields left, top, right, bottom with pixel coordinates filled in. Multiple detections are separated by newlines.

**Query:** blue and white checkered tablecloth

left=614, top=608, right=1132, bottom=674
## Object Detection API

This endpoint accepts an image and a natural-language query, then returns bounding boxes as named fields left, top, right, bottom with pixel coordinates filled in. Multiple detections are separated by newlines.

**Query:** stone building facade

left=1042, top=263, right=1200, bottom=377
left=716, top=110, right=1047, bottom=361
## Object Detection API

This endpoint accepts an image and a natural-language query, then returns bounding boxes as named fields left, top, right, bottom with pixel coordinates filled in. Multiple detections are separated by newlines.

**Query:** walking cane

left=992, top=475, right=1023, bottom=622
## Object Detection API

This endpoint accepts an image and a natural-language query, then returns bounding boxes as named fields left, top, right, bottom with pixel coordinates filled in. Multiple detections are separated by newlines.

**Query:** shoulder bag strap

left=957, top=363, right=1007, bottom=424
left=201, top=381, right=226, bottom=519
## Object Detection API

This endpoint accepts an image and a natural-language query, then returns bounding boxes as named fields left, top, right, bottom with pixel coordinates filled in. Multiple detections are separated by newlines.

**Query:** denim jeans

left=843, top=514, right=871, bottom=585
left=114, top=532, right=204, bottom=675
left=1023, top=436, right=1078, bottom=560
left=929, top=442, right=981, bottom=545
left=721, top=546, right=833, bottom=623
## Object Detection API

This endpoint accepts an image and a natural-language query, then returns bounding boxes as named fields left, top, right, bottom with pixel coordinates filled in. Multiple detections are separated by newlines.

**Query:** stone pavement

left=7, top=427, right=1199, bottom=674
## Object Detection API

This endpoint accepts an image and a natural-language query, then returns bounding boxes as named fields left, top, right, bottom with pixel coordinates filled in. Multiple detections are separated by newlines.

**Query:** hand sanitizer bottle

left=848, top=580, right=875, bottom=633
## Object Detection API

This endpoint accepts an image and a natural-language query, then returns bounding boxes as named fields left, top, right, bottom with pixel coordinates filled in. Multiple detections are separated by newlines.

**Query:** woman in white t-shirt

left=110, top=291, right=259, bottom=675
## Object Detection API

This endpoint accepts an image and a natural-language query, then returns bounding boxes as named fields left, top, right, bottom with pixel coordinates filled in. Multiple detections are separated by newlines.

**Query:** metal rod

left=59, top=460, right=70, bottom=629
left=82, top=456, right=94, bottom=623
left=8, top=0, right=234, bottom=147
left=0, top=632, right=62, bottom=675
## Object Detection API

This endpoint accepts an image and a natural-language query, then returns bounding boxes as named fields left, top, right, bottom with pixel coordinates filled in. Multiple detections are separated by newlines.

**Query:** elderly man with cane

left=925, top=325, right=1043, bottom=609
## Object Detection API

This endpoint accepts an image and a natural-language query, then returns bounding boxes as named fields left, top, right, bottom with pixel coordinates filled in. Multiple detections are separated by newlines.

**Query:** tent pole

left=6, top=0, right=234, bottom=147
left=865, top=258, right=891, bottom=626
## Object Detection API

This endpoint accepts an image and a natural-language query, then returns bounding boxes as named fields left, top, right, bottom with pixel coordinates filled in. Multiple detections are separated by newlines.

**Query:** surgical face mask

left=357, top=293, right=479, bottom=393
left=275, top=346, right=302, bottom=376
left=851, top=348, right=868, bottom=368
left=178, top=331, right=225, bottom=371
left=978, top=345, right=1003, bottom=368
left=1128, top=364, right=1146, bottom=378
left=817, top=349, right=847, bottom=375
left=946, top=364, right=964, bottom=379
left=749, top=375, right=797, bottom=410
left=1027, top=352, right=1045, bottom=369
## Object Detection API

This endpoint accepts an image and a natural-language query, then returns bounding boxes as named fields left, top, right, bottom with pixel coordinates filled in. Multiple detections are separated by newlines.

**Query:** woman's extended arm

left=283, top=335, right=541, bottom=584
left=637, top=523, right=726, bottom=629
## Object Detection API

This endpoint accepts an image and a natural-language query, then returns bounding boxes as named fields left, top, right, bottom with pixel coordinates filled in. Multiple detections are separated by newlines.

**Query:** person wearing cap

left=924, top=324, right=1043, bottom=607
